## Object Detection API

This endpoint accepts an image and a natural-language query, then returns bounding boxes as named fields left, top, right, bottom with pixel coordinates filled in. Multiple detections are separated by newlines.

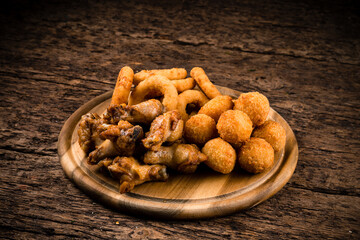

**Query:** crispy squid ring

left=171, top=77, right=196, bottom=93
left=128, top=75, right=178, bottom=111
left=177, top=89, right=209, bottom=121
left=111, top=66, right=134, bottom=105
left=134, top=68, right=187, bottom=85
left=190, top=67, right=221, bottom=99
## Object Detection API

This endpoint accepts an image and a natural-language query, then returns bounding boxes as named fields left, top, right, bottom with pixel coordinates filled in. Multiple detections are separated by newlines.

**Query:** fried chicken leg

left=142, top=110, right=184, bottom=151
left=104, top=156, right=168, bottom=193
left=104, top=99, right=164, bottom=125
left=87, top=121, right=144, bottom=164
left=143, top=143, right=207, bottom=173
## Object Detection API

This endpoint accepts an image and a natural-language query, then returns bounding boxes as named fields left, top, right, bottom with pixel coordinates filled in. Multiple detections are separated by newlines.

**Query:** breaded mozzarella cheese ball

left=184, top=114, right=217, bottom=146
left=252, top=120, right=286, bottom=152
left=238, top=137, right=274, bottom=174
left=198, top=95, right=234, bottom=122
left=216, top=110, right=253, bottom=146
left=202, top=138, right=236, bottom=174
left=234, top=92, right=270, bottom=126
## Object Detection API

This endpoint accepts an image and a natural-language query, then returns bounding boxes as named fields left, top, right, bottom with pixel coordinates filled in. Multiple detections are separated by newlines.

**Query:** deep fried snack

left=128, top=75, right=178, bottom=112
left=198, top=95, right=234, bottom=122
left=87, top=121, right=144, bottom=164
left=171, top=77, right=196, bottom=93
left=104, top=99, right=164, bottom=125
left=217, top=110, right=253, bottom=146
left=110, top=66, right=134, bottom=105
left=233, top=92, right=270, bottom=126
left=104, top=156, right=168, bottom=193
left=238, top=137, right=274, bottom=174
left=78, top=113, right=110, bottom=154
left=142, top=110, right=184, bottom=151
left=202, top=138, right=236, bottom=174
left=190, top=67, right=221, bottom=99
left=143, top=143, right=207, bottom=174
left=184, top=114, right=217, bottom=146
left=252, top=120, right=286, bottom=152
left=133, top=68, right=187, bottom=85
left=177, top=89, right=209, bottom=121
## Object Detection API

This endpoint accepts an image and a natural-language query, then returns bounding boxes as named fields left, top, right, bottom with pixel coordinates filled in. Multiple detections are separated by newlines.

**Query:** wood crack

left=173, top=39, right=209, bottom=47
left=301, top=146, right=356, bottom=156
left=1, top=225, right=79, bottom=238
left=1, top=214, right=109, bottom=239
left=0, top=145, right=57, bottom=157
left=146, top=223, right=223, bottom=239
left=290, top=184, right=359, bottom=197
left=222, top=46, right=360, bottom=66
left=0, top=70, right=110, bottom=91
left=169, top=38, right=360, bottom=66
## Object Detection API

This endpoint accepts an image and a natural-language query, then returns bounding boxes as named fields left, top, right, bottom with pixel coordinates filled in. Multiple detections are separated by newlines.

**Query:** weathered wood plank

left=1, top=0, right=359, bottom=238
left=1, top=0, right=359, bottom=65
left=1, top=150, right=358, bottom=239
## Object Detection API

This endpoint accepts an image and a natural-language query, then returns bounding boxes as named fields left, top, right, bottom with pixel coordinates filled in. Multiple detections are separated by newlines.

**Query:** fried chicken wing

left=142, top=110, right=184, bottom=151
left=87, top=121, right=144, bottom=164
left=143, top=143, right=207, bottom=173
left=104, top=156, right=168, bottom=193
left=104, top=99, right=164, bottom=125
left=77, top=113, right=111, bottom=154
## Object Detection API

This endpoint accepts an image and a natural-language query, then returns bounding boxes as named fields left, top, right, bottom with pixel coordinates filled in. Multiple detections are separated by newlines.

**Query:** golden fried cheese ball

left=216, top=110, right=253, bottom=145
left=198, top=95, right=234, bottom=122
left=202, top=138, right=236, bottom=174
left=184, top=114, right=217, bottom=146
left=252, top=120, right=286, bottom=152
left=233, top=92, right=270, bottom=127
left=238, top=137, right=274, bottom=174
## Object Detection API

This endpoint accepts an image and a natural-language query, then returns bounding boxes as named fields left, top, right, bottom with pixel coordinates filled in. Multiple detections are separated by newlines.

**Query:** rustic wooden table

left=1, top=0, right=359, bottom=239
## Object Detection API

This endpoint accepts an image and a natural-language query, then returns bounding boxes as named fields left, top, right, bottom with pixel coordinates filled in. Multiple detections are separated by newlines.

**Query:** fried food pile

left=78, top=66, right=286, bottom=193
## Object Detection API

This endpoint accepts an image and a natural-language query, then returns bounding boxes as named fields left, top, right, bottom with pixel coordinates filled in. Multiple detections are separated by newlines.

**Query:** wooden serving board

left=58, top=86, right=298, bottom=219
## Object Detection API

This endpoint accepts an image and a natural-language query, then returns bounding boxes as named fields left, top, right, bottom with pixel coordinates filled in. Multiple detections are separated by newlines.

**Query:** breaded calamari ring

left=177, top=89, right=209, bottom=121
left=202, top=138, right=236, bottom=174
left=217, top=110, right=253, bottom=146
left=184, top=114, right=217, bottom=146
left=238, top=137, right=274, bottom=174
left=233, top=92, right=270, bottom=126
left=171, top=77, right=196, bottom=93
left=190, top=67, right=221, bottom=99
left=128, top=75, right=178, bottom=112
left=198, top=95, right=234, bottom=122
left=252, top=120, right=286, bottom=152
left=134, top=68, right=187, bottom=85
left=111, top=66, right=134, bottom=105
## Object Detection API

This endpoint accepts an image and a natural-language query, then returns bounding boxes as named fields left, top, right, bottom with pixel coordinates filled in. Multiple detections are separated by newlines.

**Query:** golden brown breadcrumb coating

left=184, top=114, right=217, bottom=146
left=202, top=138, right=236, bottom=174
left=198, top=95, right=234, bottom=122
left=111, top=66, right=134, bottom=105
left=177, top=90, right=209, bottom=121
left=190, top=67, right=221, bottom=99
left=128, top=75, right=178, bottom=112
left=133, top=68, right=187, bottom=85
left=238, top=137, right=274, bottom=173
left=217, top=110, right=253, bottom=145
left=252, top=120, right=286, bottom=152
left=234, top=92, right=270, bottom=126
left=171, top=77, right=196, bottom=93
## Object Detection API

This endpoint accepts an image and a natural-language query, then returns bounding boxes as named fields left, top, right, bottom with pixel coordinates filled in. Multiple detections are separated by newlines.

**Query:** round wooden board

left=58, top=86, right=298, bottom=219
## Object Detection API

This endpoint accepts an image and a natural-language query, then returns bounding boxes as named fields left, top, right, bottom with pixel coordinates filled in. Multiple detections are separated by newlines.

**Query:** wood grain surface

left=58, top=87, right=298, bottom=219
left=1, top=0, right=359, bottom=239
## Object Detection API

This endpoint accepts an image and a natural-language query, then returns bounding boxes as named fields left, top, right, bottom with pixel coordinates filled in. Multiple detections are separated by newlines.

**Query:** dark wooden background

left=1, top=0, right=359, bottom=239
